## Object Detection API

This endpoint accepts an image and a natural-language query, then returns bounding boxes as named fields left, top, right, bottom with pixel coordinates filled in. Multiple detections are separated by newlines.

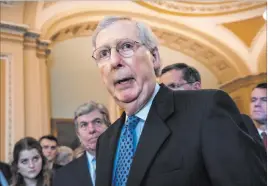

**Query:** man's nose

left=87, top=123, right=96, bottom=134
left=110, top=49, right=123, bottom=68
left=255, top=99, right=262, bottom=107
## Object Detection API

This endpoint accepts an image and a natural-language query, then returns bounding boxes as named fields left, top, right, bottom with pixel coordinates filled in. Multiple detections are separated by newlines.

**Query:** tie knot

left=125, top=115, right=140, bottom=130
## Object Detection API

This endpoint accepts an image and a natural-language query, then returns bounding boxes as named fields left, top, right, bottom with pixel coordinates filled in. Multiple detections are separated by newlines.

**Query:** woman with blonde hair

left=10, top=137, right=51, bottom=186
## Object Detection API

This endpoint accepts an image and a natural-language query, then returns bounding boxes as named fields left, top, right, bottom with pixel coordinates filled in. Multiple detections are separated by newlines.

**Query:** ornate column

left=23, top=31, right=51, bottom=139
left=0, top=21, right=27, bottom=161
left=23, top=31, right=43, bottom=138
left=37, top=39, right=51, bottom=135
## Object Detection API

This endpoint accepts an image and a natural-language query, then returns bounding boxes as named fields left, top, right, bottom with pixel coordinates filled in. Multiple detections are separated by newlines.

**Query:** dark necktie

left=114, top=115, right=140, bottom=186
left=261, top=132, right=267, bottom=149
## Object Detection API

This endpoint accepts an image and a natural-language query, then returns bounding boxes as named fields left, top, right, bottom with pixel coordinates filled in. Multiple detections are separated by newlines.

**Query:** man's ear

left=193, top=81, right=201, bottom=90
left=151, top=47, right=161, bottom=76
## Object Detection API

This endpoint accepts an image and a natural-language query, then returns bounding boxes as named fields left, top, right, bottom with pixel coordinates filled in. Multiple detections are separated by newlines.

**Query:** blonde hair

left=55, top=146, right=74, bottom=166
left=73, top=145, right=85, bottom=159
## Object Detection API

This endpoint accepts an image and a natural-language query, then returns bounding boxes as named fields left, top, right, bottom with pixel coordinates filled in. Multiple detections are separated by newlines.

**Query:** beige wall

left=0, top=2, right=25, bottom=24
left=50, top=37, right=110, bottom=118
left=159, top=46, right=218, bottom=89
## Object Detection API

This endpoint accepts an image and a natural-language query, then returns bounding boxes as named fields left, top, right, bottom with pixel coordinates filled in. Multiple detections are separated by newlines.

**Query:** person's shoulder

left=53, top=163, right=62, bottom=170
left=0, top=161, right=10, bottom=169
left=54, top=154, right=84, bottom=176
left=173, top=89, right=224, bottom=101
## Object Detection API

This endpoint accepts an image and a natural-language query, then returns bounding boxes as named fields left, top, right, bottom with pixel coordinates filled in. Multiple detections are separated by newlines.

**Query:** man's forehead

left=252, top=88, right=267, bottom=96
left=41, top=139, right=56, bottom=144
left=77, top=111, right=103, bottom=121
left=95, top=20, right=138, bottom=48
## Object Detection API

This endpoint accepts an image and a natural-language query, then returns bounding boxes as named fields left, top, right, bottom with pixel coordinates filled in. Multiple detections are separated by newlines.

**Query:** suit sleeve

left=201, top=90, right=266, bottom=186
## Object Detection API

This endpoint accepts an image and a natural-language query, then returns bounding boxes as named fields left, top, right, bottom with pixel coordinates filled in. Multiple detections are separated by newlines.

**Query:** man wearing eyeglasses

left=53, top=101, right=110, bottom=186
left=92, top=16, right=266, bottom=186
left=160, top=63, right=201, bottom=91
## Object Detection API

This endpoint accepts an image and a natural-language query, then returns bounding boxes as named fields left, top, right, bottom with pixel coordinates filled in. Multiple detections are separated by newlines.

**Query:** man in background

left=160, top=63, right=266, bottom=149
left=160, top=63, right=201, bottom=91
left=250, top=83, right=267, bottom=148
left=39, top=135, right=62, bottom=171
left=53, top=101, right=110, bottom=186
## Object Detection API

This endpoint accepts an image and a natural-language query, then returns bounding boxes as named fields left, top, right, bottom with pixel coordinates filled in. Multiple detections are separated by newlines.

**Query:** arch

left=40, top=10, right=251, bottom=84
left=258, top=43, right=267, bottom=73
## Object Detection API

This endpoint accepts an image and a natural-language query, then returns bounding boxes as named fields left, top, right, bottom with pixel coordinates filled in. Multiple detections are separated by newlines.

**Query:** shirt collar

left=86, top=151, right=95, bottom=162
left=127, top=83, right=160, bottom=121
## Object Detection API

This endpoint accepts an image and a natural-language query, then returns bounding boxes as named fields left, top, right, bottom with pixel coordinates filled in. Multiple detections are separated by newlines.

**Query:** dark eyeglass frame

left=92, top=39, right=144, bottom=63
left=168, top=81, right=197, bottom=90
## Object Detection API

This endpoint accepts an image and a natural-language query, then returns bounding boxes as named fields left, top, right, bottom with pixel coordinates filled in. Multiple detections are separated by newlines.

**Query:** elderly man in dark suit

left=92, top=16, right=266, bottom=186
left=53, top=101, right=110, bottom=186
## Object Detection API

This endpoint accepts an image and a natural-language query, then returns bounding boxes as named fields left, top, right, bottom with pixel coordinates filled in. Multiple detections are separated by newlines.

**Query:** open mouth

left=115, top=77, right=134, bottom=85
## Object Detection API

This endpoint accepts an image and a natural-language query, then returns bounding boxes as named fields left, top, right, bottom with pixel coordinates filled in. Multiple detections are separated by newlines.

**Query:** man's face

left=76, top=110, right=108, bottom=152
left=18, top=149, right=43, bottom=179
left=40, top=139, right=57, bottom=162
left=94, top=20, right=159, bottom=113
left=160, top=69, right=200, bottom=90
left=250, top=88, right=267, bottom=124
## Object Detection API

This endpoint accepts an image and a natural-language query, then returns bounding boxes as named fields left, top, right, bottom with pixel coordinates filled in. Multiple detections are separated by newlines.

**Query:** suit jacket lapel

left=127, top=85, right=174, bottom=186
left=97, top=113, right=125, bottom=186
left=75, top=153, right=93, bottom=186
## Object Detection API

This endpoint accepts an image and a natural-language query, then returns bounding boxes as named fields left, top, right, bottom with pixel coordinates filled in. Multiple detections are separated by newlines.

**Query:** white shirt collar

left=126, top=83, right=160, bottom=121
left=86, top=151, right=95, bottom=162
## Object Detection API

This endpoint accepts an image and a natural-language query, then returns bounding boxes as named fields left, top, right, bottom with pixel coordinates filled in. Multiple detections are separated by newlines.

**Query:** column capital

left=0, top=21, right=29, bottom=42
left=37, top=39, right=51, bottom=58
left=24, top=30, right=41, bottom=48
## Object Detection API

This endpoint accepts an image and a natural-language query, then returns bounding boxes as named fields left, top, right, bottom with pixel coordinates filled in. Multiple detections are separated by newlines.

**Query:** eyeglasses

left=92, top=39, right=143, bottom=63
left=167, top=82, right=196, bottom=90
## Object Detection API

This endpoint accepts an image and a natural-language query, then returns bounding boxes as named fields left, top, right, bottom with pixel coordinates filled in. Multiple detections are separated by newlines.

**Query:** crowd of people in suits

left=0, top=16, right=267, bottom=186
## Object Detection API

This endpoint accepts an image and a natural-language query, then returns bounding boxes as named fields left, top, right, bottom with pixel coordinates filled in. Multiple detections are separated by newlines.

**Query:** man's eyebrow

left=91, top=117, right=102, bottom=122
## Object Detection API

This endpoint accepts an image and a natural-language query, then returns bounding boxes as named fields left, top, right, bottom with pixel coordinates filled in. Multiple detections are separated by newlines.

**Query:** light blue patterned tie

left=114, top=115, right=140, bottom=186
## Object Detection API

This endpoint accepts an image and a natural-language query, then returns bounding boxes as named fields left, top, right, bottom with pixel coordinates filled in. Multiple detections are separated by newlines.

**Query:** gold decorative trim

left=43, top=2, right=57, bottom=9
left=135, top=1, right=266, bottom=17
left=0, top=55, right=13, bottom=162
left=0, top=59, right=6, bottom=161
left=257, top=43, right=267, bottom=73
left=220, top=72, right=266, bottom=93
left=44, top=16, right=248, bottom=84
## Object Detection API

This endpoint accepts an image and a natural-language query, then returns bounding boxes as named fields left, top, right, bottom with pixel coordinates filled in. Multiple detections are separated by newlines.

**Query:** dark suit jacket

left=53, top=153, right=93, bottom=186
left=0, top=162, right=11, bottom=182
left=96, top=85, right=266, bottom=186
left=0, top=162, right=12, bottom=180
left=241, top=114, right=264, bottom=146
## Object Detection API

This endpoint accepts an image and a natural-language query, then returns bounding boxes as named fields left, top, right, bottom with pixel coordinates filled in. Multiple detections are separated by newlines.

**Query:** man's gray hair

left=92, top=16, right=160, bottom=76
left=74, top=101, right=111, bottom=130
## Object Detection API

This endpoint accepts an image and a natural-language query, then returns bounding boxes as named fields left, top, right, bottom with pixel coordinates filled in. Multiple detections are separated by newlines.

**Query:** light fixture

left=263, top=9, right=267, bottom=21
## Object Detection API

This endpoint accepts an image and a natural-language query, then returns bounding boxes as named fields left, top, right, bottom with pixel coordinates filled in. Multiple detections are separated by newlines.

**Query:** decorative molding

left=220, top=72, right=267, bottom=93
left=250, top=24, right=266, bottom=52
left=49, top=21, right=240, bottom=84
left=0, top=1, right=15, bottom=7
left=136, top=1, right=266, bottom=16
left=24, top=31, right=40, bottom=40
left=0, top=21, right=28, bottom=34
left=0, top=54, right=13, bottom=162
left=37, top=40, right=51, bottom=58
left=43, top=2, right=57, bottom=9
